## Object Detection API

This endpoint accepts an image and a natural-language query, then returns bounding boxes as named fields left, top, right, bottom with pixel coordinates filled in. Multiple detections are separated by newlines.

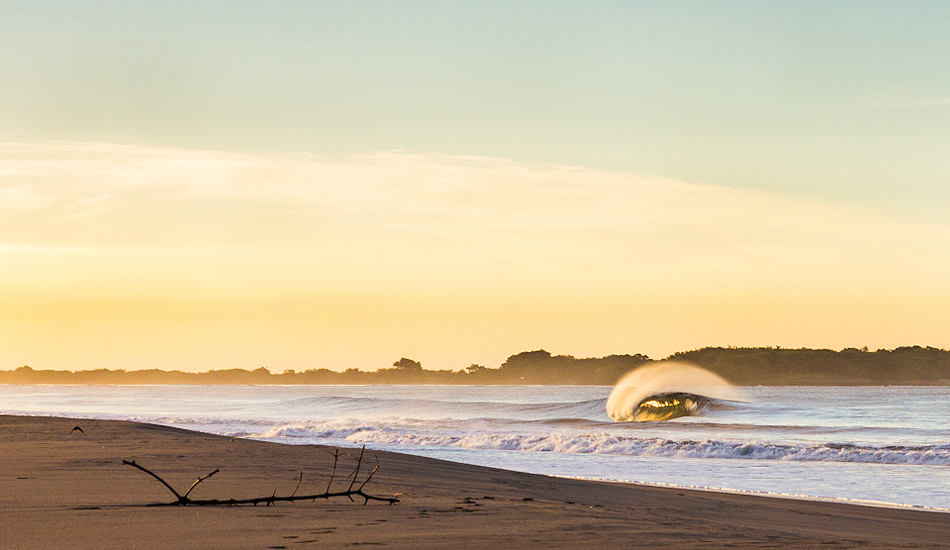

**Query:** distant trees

left=466, top=364, right=488, bottom=374
left=669, top=346, right=950, bottom=385
left=391, top=358, right=422, bottom=372
left=496, top=350, right=651, bottom=385
left=3, top=346, right=950, bottom=385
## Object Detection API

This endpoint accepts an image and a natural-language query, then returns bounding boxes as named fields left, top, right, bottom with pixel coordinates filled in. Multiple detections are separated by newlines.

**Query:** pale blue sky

left=2, top=1, right=948, bottom=213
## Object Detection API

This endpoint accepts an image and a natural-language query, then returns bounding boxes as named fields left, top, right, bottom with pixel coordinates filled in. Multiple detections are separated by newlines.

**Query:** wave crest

left=606, top=362, right=743, bottom=421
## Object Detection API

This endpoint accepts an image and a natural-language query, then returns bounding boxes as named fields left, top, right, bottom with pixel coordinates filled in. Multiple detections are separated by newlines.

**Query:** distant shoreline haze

left=3, top=347, right=950, bottom=386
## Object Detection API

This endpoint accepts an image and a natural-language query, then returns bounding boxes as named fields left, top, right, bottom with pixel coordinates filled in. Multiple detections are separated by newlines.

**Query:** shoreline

left=3, top=408, right=949, bottom=513
left=553, top=476, right=950, bottom=514
left=3, top=415, right=950, bottom=549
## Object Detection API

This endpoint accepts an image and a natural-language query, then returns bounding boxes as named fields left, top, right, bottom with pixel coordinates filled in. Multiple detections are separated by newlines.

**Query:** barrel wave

left=606, top=362, right=743, bottom=421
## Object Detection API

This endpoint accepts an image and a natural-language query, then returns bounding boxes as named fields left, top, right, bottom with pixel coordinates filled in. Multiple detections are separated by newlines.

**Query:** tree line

left=2, top=346, right=949, bottom=386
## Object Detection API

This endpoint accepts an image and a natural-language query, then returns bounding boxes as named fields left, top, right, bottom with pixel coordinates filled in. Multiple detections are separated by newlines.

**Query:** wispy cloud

left=0, top=140, right=939, bottom=233
left=2, top=141, right=948, bottom=371
left=0, top=184, right=56, bottom=211
left=867, top=96, right=950, bottom=110
left=62, top=193, right=116, bottom=219
left=1, top=141, right=947, bottom=294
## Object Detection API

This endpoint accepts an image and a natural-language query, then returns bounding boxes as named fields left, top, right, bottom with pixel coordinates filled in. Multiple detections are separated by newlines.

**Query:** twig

left=347, top=446, right=366, bottom=493
left=183, top=469, right=220, bottom=500
left=359, top=457, right=381, bottom=492
left=290, top=471, right=303, bottom=498
left=122, top=448, right=399, bottom=507
left=326, top=449, right=340, bottom=494
left=122, top=460, right=183, bottom=502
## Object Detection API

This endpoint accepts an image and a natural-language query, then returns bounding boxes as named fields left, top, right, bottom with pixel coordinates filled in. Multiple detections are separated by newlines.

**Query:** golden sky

left=2, top=142, right=948, bottom=371
left=1, top=3, right=949, bottom=371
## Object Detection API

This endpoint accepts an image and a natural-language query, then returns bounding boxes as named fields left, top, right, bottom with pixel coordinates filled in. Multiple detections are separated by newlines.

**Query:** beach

left=2, top=415, right=948, bottom=549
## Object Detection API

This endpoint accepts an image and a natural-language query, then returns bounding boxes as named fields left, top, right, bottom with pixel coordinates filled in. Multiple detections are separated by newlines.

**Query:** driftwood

left=123, top=447, right=399, bottom=506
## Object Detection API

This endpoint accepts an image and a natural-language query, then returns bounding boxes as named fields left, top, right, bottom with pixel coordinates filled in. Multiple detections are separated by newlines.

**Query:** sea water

left=2, top=384, right=949, bottom=510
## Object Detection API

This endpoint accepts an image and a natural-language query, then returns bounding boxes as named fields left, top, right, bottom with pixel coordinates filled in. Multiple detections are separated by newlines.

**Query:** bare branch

left=359, top=463, right=380, bottom=492
left=326, top=449, right=340, bottom=494
left=347, top=446, right=366, bottom=493
left=122, top=460, right=183, bottom=502
left=183, top=469, right=220, bottom=500
left=122, top=450, right=399, bottom=507
left=290, top=471, right=304, bottom=498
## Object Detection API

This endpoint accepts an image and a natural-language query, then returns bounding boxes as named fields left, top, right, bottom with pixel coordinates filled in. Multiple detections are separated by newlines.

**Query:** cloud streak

left=867, top=96, right=950, bottom=110
left=2, top=141, right=948, bottom=371
left=1, top=141, right=947, bottom=297
left=1, top=141, right=943, bottom=256
left=0, top=184, right=56, bottom=211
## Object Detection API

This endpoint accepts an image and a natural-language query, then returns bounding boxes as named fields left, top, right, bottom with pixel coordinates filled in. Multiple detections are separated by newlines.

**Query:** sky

left=1, top=1, right=949, bottom=372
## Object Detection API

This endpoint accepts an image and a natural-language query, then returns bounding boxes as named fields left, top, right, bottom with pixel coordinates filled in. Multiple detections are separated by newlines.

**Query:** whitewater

left=2, top=384, right=949, bottom=509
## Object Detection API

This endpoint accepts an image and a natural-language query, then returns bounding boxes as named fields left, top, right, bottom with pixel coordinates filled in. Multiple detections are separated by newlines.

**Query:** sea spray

left=606, top=362, right=744, bottom=421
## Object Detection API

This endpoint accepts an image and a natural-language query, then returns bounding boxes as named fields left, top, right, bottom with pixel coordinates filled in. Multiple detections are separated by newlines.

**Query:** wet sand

left=2, top=414, right=948, bottom=549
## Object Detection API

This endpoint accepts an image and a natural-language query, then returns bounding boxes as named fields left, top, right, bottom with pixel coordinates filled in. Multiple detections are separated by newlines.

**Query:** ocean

left=2, top=383, right=949, bottom=510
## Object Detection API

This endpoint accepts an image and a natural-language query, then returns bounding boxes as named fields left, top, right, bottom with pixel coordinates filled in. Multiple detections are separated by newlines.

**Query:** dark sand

left=2, top=415, right=948, bottom=549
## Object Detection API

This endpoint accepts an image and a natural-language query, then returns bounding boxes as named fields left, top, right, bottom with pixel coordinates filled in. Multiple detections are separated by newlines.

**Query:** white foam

left=252, top=421, right=950, bottom=466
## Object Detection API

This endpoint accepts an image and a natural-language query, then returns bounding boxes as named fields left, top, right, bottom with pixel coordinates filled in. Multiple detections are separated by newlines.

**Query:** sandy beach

left=2, top=415, right=948, bottom=549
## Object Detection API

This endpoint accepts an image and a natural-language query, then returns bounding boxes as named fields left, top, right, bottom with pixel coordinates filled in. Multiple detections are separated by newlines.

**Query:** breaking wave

left=256, top=422, right=950, bottom=466
left=606, top=362, right=744, bottom=421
